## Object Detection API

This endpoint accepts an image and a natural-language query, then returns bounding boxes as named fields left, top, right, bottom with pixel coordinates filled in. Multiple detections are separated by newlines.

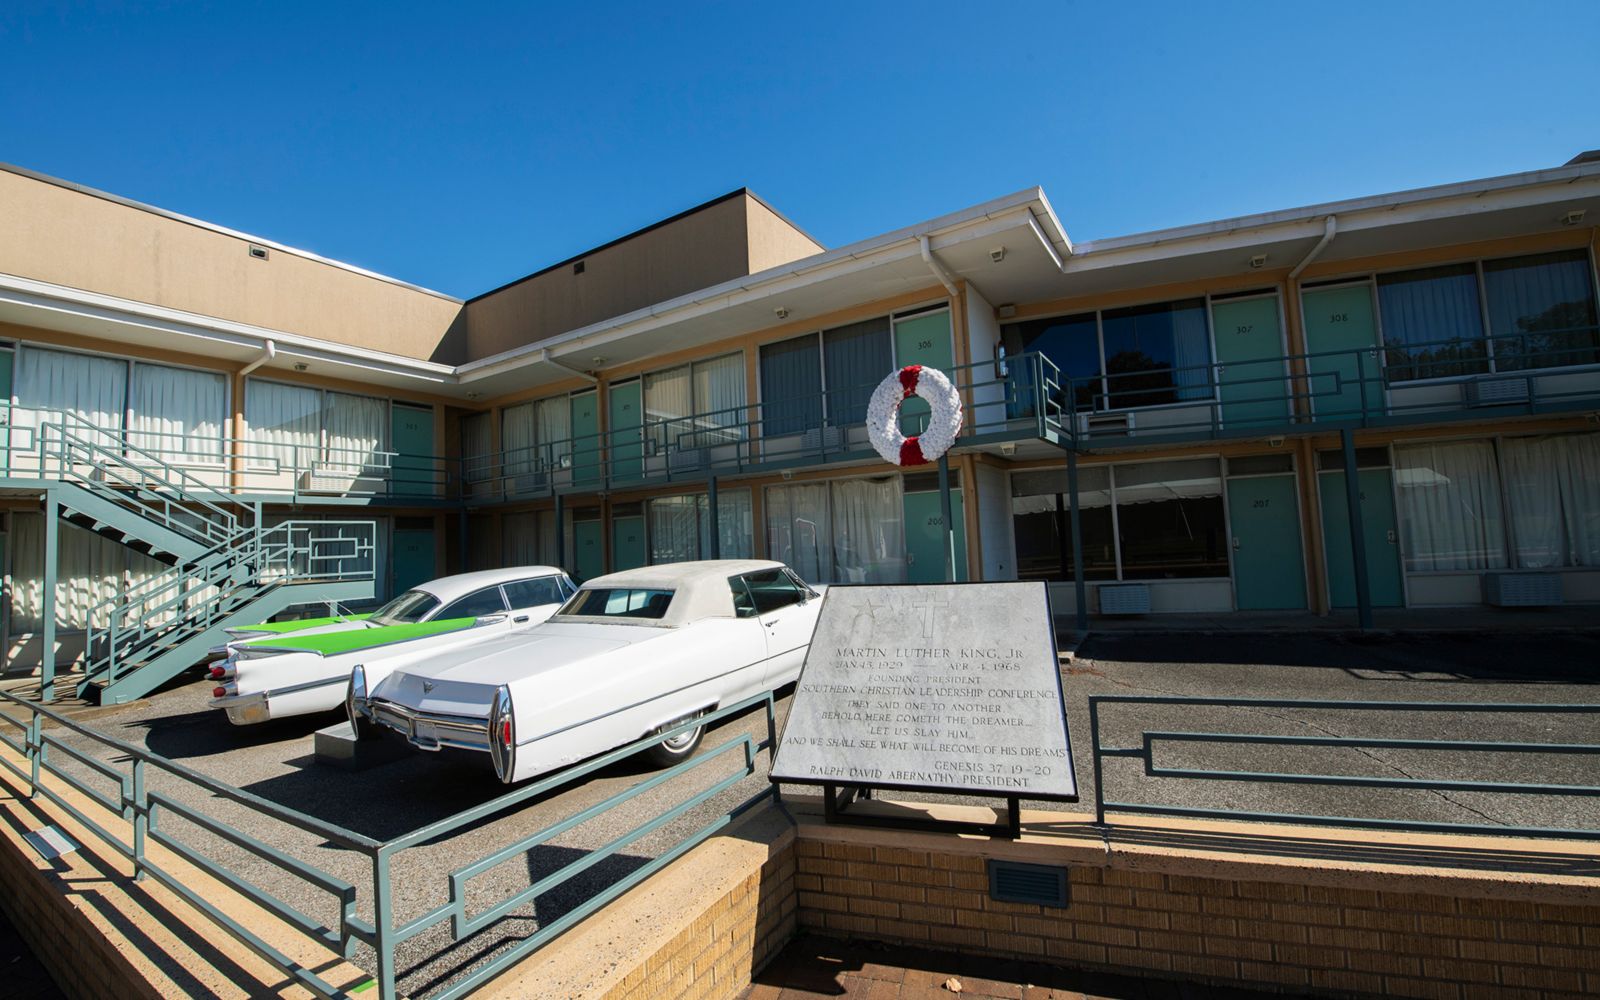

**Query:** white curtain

left=11, top=513, right=131, bottom=632
left=696, top=488, right=753, bottom=559
left=130, top=363, right=226, bottom=463
left=461, top=413, right=493, bottom=483
left=694, top=353, right=746, bottom=444
left=245, top=380, right=320, bottom=472
left=644, top=365, right=692, bottom=453
left=1393, top=441, right=1507, bottom=571
left=765, top=483, right=832, bottom=583
left=15, top=347, right=127, bottom=451
left=503, top=512, right=539, bottom=564
left=535, top=397, right=570, bottom=468
left=831, top=477, right=905, bottom=584
left=501, top=403, right=536, bottom=476
left=325, top=392, right=385, bottom=473
left=1172, top=305, right=1213, bottom=400
left=649, top=495, right=701, bottom=563
left=1502, top=433, right=1600, bottom=568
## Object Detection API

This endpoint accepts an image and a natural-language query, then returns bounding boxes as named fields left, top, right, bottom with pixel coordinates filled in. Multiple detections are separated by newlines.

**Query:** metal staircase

left=34, top=414, right=376, bottom=705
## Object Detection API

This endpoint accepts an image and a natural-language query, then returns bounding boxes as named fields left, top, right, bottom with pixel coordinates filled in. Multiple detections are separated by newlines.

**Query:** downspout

left=1290, top=216, right=1338, bottom=279
left=239, top=340, right=276, bottom=377
left=919, top=235, right=961, bottom=299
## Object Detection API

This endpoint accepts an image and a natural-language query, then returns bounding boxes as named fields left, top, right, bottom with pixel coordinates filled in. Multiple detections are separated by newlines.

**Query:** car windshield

left=370, top=590, right=441, bottom=626
left=557, top=588, right=675, bottom=620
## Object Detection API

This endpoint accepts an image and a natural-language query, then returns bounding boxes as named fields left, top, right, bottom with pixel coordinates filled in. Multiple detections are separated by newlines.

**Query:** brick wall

left=793, top=835, right=1600, bottom=1000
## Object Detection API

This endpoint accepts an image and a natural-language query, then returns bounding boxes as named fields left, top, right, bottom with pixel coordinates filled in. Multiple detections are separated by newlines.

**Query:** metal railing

left=0, top=689, right=781, bottom=1000
left=1060, top=329, right=1600, bottom=448
left=1088, top=695, right=1600, bottom=841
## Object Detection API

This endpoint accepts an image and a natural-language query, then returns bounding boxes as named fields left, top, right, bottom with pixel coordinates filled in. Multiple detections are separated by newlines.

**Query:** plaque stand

left=821, top=783, right=1024, bottom=840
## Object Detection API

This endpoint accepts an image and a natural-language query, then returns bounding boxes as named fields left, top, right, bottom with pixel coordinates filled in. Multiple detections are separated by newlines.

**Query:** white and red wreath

left=866, top=364, right=962, bottom=466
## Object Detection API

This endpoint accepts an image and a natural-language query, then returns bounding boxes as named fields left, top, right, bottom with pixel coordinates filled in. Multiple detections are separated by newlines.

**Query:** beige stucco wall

left=745, top=197, right=825, bottom=274
left=0, top=169, right=464, bottom=360
left=464, top=193, right=755, bottom=361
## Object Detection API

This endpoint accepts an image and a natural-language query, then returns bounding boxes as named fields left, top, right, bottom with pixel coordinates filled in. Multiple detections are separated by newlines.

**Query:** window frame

left=435, top=583, right=512, bottom=620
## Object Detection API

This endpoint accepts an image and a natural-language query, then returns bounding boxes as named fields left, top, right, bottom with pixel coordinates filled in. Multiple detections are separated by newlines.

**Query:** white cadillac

left=210, top=567, right=575, bottom=725
left=349, top=560, right=824, bottom=783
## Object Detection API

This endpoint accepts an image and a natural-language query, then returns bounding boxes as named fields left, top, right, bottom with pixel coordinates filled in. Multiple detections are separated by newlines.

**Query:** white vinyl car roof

left=414, top=566, right=566, bottom=604
left=559, top=559, right=794, bottom=626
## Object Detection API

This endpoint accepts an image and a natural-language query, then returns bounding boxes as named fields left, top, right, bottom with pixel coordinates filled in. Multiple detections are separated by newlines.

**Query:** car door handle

left=513, top=615, right=530, bottom=624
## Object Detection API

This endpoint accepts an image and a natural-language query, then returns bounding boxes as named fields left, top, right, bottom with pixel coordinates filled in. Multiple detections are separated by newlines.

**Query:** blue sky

left=4, top=2, right=1598, bottom=298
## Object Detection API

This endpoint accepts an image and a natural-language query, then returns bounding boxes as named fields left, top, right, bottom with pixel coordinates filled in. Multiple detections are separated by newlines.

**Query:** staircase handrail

left=41, top=412, right=241, bottom=546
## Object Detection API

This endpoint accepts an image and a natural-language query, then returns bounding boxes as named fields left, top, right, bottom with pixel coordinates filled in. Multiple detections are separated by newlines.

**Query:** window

left=501, top=396, right=570, bottom=476
left=1378, top=264, right=1487, bottom=380
left=1009, top=460, right=1226, bottom=581
left=736, top=569, right=809, bottom=615
left=503, top=576, right=568, bottom=608
left=562, top=588, right=675, bottom=619
left=128, top=362, right=227, bottom=463
left=436, top=585, right=510, bottom=620
left=461, top=412, right=493, bottom=484
left=646, top=489, right=753, bottom=563
left=730, top=579, right=759, bottom=618
left=1484, top=250, right=1600, bottom=371
left=760, top=317, right=893, bottom=437
left=765, top=477, right=905, bottom=584
left=1394, top=441, right=1508, bottom=571
left=644, top=353, right=745, bottom=452
left=372, top=590, right=441, bottom=626
left=245, top=379, right=387, bottom=473
left=1500, top=432, right=1600, bottom=568
left=1001, top=299, right=1211, bottom=412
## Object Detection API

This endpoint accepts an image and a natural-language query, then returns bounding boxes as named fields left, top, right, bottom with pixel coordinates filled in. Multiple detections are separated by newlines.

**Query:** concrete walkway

left=744, top=934, right=1306, bottom=999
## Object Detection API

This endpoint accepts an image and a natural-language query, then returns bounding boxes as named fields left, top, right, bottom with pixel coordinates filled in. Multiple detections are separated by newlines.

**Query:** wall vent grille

left=987, top=860, right=1069, bottom=908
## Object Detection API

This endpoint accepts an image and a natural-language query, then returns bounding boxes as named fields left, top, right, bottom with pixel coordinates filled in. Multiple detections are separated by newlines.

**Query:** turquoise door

left=1302, top=285, right=1384, bottom=421
left=611, top=515, right=647, bottom=571
left=390, top=526, right=436, bottom=597
left=573, top=519, right=603, bottom=582
left=902, top=489, right=966, bottom=583
left=389, top=403, right=435, bottom=496
left=1226, top=476, right=1307, bottom=610
left=1318, top=468, right=1404, bottom=608
left=894, top=311, right=955, bottom=438
left=608, top=381, right=643, bottom=485
left=1212, top=297, right=1290, bottom=429
left=570, top=391, right=600, bottom=487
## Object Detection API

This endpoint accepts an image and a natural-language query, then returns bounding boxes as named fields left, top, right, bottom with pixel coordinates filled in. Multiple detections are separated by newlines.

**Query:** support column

left=1340, top=428, right=1373, bottom=630
left=554, top=494, right=566, bottom=574
left=40, top=489, right=57, bottom=702
left=1067, top=451, right=1088, bottom=631
left=937, top=454, right=955, bottom=582
left=456, top=510, right=469, bottom=574
left=707, top=475, right=721, bottom=560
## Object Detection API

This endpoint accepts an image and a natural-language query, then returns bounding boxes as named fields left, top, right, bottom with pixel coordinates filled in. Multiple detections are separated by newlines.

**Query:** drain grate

left=987, top=859, right=1069, bottom=907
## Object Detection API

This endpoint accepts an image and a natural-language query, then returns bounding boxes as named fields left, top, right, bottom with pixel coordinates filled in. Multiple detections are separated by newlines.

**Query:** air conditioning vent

left=668, top=448, right=705, bottom=471
left=987, top=860, right=1068, bottom=908
left=1484, top=572, right=1562, bottom=607
left=1098, top=583, right=1151, bottom=615
left=1463, top=377, right=1530, bottom=406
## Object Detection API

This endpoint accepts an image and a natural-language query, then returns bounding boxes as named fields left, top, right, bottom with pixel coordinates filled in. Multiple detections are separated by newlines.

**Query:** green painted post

left=554, top=493, right=566, bottom=573
left=372, top=850, right=397, bottom=1000
left=1067, top=451, right=1088, bottom=631
left=937, top=454, right=955, bottom=582
left=40, top=488, right=56, bottom=703
left=132, top=759, right=147, bottom=881
left=1340, top=428, right=1374, bottom=630
left=707, top=475, right=721, bottom=560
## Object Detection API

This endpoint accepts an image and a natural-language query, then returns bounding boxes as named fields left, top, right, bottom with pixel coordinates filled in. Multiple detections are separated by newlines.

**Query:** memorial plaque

left=771, top=582, right=1076, bottom=800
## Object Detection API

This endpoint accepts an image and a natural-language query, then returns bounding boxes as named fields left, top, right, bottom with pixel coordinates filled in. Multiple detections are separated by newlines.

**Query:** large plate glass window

left=646, top=489, right=753, bottom=563
left=459, top=411, right=493, bottom=485
left=764, top=477, right=905, bottom=585
left=644, top=353, right=745, bottom=454
left=1009, top=467, right=1115, bottom=581
left=1377, top=264, right=1487, bottom=381
left=1483, top=250, right=1600, bottom=371
left=501, top=395, right=571, bottom=480
left=1392, top=441, right=1507, bottom=571
left=759, top=318, right=892, bottom=439
left=245, top=378, right=388, bottom=475
left=1499, top=432, right=1600, bottom=568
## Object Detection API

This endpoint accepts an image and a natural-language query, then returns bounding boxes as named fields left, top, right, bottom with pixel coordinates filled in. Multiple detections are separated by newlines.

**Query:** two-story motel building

left=1, top=154, right=1597, bottom=698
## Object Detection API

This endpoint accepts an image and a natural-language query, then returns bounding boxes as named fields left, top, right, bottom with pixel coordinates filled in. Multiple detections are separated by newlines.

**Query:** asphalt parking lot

left=29, top=630, right=1600, bottom=995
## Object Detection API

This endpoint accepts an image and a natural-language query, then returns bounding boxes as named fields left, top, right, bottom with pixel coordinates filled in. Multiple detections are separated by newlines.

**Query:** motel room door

left=608, top=380, right=643, bottom=485
left=1211, top=296, right=1290, bottom=429
left=610, top=514, right=647, bottom=572
left=1301, top=284, right=1384, bottom=421
left=1317, top=464, right=1404, bottom=608
left=1225, top=473, right=1307, bottom=610
left=893, top=309, right=954, bottom=435
left=570, top=390, right=600, bottom=489
left=572, top=515, right=604, bottom=583
left=390, top=518, right=436, bottom=597
left=390, top=403, right=435, bottom=497
left=902, top=488, right=967, bottom=583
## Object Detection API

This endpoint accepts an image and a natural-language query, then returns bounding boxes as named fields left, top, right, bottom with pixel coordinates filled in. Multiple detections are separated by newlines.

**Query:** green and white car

left=209, top=567, right=575, bottom=725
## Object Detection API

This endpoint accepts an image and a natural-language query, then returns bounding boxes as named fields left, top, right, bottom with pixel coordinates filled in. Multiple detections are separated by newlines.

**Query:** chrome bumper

left=211, top=692, right=271, bottom=726
left=367, top=699, right=491, bottom=752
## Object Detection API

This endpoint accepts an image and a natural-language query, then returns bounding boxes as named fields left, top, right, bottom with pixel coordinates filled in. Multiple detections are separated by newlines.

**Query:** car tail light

left=501, top=718, right=513, bottom=747
left=213, top=686, right=227, bottom=698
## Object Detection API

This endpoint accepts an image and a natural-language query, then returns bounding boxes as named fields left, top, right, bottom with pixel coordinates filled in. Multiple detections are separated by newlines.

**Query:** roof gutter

left=1289, top=215, right=1338, bottom=279
left=538, top=348, right=600, bottom=384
